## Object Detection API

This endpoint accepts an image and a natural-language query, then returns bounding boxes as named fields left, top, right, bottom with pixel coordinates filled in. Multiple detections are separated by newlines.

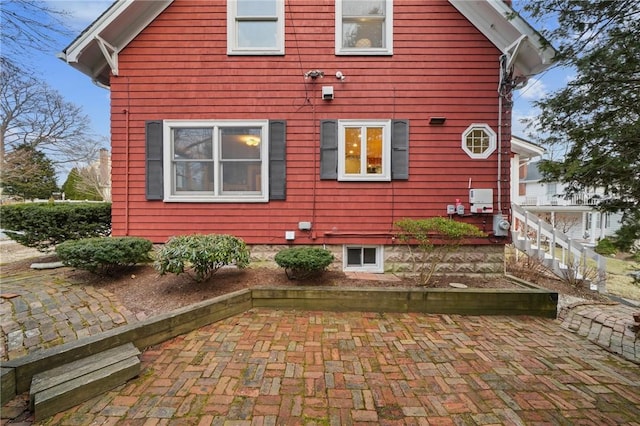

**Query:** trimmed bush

left=274, top=247, right=335, bottom=280
left=56, top=237, right=153, bottom=275
left=0, top=202, right=111, bottom=251
left=155, top=234, right=250, bottom=282
left=594, top=238, right=617, bottom=256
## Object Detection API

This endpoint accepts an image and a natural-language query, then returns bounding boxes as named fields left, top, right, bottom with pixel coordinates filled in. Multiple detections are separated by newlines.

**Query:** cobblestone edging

left=558, top=301, right=639, bottom=364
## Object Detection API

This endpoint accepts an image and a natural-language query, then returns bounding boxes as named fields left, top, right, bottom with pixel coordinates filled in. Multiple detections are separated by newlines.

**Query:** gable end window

left=227, top=0, right=284, bottom=55
left=145, top=120, right=286, bottom=203
left=335, top=0, right=393, bottom=55
left=461, top=124, right=496, bottom=159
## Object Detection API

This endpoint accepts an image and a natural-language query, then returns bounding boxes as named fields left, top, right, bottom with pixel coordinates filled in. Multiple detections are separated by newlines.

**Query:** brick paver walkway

left=0, top=270, right=140, bottom=361
left=38, top=309, right=640, bottom=425
left=559, top=301, right=639, bottom=363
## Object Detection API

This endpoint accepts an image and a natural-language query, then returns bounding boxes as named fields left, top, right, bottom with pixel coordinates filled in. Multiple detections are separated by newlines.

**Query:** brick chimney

left=99, top=148, right=110, bottom=186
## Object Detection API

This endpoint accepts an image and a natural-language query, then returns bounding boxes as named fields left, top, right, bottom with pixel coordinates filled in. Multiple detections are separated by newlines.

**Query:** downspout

left=124, top=107, right=130, bottom=235
left=497, top=80, right=503, bottom=213
left=497, top=54, right=508, bottom=214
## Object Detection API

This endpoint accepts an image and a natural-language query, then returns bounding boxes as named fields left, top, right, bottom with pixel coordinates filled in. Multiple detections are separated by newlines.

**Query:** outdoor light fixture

left=429, top=117, right=447, bottom=125
left=304, top=70, right=324, bottom=79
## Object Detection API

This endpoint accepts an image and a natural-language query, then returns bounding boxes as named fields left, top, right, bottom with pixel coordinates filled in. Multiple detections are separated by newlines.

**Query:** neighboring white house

left=510, top=135, right=622, bottom=245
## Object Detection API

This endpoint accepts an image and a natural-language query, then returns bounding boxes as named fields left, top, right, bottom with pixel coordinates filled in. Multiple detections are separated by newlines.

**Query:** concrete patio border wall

left=1, top=285, right=557, bottom=404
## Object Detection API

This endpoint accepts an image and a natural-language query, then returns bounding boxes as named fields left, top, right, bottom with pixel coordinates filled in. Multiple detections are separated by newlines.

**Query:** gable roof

left=511, top=135, right=545, bottom=159
left=58, top=0, right=173, bottom=87
left=448, top=0, right=555, bottom=79
left=59, top=0, right=554, bottom=88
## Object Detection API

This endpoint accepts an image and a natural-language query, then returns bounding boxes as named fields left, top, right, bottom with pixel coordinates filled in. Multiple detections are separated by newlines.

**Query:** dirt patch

left=1, top=250, right=608, bottom=318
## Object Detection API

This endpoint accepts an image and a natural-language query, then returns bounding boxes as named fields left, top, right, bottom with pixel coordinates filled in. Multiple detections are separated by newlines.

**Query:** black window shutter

left=391, top=119, right=409, bottom=180
left=320, top=120, right=338, bottom=179
left=145, top=120, right=164, bottom=200
left=269, top=120, right=287, bottom=200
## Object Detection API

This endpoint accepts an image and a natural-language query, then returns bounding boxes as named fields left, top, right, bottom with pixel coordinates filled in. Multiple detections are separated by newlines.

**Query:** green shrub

left=274, top=247, right=335, bottom=280
left=394, top=217, right=487, bottom=286
left=56, top=237, right=153, bottom=275
left=0, top=202, right=111, bottom=251
left=154, top=234, right=250, bottom=282
left=594, top=238, right=617, bottom=256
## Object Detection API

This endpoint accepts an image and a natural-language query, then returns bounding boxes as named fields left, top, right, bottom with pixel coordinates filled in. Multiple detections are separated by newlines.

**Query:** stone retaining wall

left=249, top=244, right=505, bottom=275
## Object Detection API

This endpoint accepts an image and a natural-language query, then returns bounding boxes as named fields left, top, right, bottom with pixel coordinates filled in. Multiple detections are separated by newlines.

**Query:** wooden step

left=30, top=343, right=141, bottom=421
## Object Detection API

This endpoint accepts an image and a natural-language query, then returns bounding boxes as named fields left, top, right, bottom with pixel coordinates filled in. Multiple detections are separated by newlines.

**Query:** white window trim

left=343, top=245, right=384, bottom=273
left=337, top=120, right=391, bottom=181
left=163, top=120, right=269, bottom=203
left=335, top=0, right=393, bottom=55
left=227, top=0, right=285, bottom=55
left=461, top=123, right=497, bottom=159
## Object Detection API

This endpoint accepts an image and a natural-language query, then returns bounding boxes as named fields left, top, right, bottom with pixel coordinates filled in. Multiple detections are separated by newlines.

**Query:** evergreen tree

left=516, top=0, right=640, bottom=248
left=62, top=167, right=102, bottom=201
left=2, top=144, right=58, bottom=199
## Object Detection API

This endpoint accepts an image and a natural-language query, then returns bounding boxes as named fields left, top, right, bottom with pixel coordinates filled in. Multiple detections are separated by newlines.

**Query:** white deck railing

left=511, top=203, right=606, bottom=292
left=517, top=192, right=604, bottom=207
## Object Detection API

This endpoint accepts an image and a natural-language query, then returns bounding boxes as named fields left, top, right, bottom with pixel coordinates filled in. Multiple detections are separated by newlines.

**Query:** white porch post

left=581, top=212, right=587, bottom=239
left=590, top=211, right=597, bottom=245
left=600, top=212, right=606, bottom=240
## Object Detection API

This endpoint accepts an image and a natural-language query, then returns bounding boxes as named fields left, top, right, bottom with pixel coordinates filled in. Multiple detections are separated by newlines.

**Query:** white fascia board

left=61, top=0, right=133, bottom=65
left=511, top=135, right=545, bottom=158
left=59, top=0, right=173, bottom=86
left=448, top=0, right=556, bottom=77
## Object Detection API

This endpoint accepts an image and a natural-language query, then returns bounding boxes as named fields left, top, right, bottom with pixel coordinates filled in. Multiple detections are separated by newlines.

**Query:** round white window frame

left=461, top=123, right=496, bottom=159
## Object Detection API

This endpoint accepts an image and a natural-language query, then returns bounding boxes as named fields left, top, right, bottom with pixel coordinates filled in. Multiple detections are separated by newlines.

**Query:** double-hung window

left=163, top=120, right=269, bottom=202
left=227, top=0, right=284, bottom=55
left=338, top=120, right=391, bottom=181
left=336, top=0, right=393, bottom=55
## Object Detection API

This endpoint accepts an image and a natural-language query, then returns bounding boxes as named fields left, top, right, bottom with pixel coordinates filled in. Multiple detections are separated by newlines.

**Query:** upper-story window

left=338, top=120, right=391, bottom=181
left=227, top=0, right=284, bottom=55
left=335, top=0, right=393, bottom=55
left=461, top=124, right=496, bottom=159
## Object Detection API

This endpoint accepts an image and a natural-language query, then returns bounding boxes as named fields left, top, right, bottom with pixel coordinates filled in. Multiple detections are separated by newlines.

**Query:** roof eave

left=59, top=0, right=173, bottom=88
left=511, top=135, right=545, bottom=158
left=448, top=0, right=556, bottom=78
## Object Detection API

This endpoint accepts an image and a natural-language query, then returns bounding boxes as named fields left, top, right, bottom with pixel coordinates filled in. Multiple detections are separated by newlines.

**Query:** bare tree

left=1, top=58, right=100, bottom=167
left=0, top=0, right=72, bottom=65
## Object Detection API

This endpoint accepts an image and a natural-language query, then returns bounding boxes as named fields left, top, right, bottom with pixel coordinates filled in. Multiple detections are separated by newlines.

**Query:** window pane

left=363, top=247, right=377, bottom=264
left=237, top=0, right=276, bottom=16
left=342, top=21, right=384, bottom=48
left=344, top=127, right=361, bottom=174
left=342, top=1, right=385, bottom=48
left=343, top=1, right=385, bottom=16
left=466, top=129, right=489, bottom=154
left=173, top=128, right=212, bottom=160
left=366, top=127, right=383, bottom=175
left=220, top=128, right=261, bottom=160
left=346, top=248, right=362, bottom=266
left=221, top=162, right=261, bottom=192
left=238, top=21, right=277, bottom=48
left=174, top=162, right=214, bottom=192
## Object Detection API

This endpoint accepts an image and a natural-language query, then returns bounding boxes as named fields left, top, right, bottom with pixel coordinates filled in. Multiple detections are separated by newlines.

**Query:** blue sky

left=38, top=0, right=565, bottom=148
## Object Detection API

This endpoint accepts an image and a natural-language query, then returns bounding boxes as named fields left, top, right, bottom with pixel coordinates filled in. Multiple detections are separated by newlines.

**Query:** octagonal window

left=461, top=124, right=496, bottom=159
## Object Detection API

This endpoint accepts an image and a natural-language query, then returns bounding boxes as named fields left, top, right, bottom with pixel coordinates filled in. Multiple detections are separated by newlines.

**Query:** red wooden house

left=60, top=0, right=553, bottom=273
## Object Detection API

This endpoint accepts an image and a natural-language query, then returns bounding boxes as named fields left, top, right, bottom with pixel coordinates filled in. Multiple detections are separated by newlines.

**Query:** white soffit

left=58, top=0, right=173, bottom=87
left=448, top=0, right=556, bottom=78
left=511, top=135, right=545, bottom=159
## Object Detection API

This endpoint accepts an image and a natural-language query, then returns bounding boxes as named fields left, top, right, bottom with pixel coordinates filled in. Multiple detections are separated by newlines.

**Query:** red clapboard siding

left=108, top=0, right=511, bottom=244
